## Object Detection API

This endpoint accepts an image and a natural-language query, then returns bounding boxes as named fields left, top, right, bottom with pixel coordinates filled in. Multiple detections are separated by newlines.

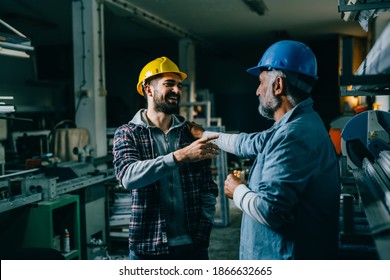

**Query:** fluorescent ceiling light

left=0, top=18, right=33, bottom=59
left=0, top=47, right=29, bottom=58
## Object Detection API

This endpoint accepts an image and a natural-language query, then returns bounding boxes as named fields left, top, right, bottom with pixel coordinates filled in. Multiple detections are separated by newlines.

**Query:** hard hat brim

left=137, top=71, right=187, bottom=96
left=246, top=66, right=261, bottom=76
left=246, top=65, right=319, bottom=80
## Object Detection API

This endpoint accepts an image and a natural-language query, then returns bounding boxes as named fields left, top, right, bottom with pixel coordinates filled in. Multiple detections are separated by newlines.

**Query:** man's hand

left=224, top=173, right=244, bottom=199
left=173, top=135, right=219, bottom=163
left=185, top=121, right=205, bottom=139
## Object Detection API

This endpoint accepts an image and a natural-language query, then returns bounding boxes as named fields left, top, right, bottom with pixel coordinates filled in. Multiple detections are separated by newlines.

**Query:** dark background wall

left=104, top=36, right=341, bottom=134
left=0, top=28, right=341, bottom=144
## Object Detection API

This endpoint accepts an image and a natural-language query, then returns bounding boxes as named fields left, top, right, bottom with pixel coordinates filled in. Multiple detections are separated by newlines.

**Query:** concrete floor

left=208, top=200, right=242, bottom=260
left=208, top=200, right=380, bottom=261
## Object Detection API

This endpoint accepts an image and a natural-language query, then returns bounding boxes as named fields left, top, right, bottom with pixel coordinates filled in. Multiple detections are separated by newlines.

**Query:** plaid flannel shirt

left=112, top=115, right=218, bottom=255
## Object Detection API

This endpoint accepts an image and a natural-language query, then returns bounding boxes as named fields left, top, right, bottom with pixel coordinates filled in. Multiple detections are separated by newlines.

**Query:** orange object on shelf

left=329, top=128, right=342, bottom=155
left=354, top=105, right=368, bottom=114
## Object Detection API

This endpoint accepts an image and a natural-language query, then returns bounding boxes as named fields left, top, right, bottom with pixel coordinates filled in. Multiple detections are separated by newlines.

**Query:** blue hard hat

left=247, top=40, right=318, bottom=80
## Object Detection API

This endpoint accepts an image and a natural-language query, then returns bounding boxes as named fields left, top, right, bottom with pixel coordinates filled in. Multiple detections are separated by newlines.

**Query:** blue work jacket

left=234, top=98, right=341, bottom=260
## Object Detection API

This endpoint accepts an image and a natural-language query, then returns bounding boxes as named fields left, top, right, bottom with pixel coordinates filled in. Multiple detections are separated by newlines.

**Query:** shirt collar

left=272, top=97, right=314, bottom=128
left=140, top=109, right=183, bottom=130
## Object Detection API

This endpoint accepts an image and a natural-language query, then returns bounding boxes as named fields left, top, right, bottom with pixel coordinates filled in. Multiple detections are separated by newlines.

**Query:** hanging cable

left=97, top=0, right=107, bottom=96
left=73, top=0, right=87, bottom=114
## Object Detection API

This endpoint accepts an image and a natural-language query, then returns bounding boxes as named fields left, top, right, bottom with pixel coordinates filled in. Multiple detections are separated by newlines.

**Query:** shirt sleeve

left=202, top=131, right=238, bottom=155
left=112, top=126, right=179, bottom=190
left=202, top=131, right=270, bottom=225
left=233, top=184, right=270, bottom=227
left=121, top=153, right=179, bottom=189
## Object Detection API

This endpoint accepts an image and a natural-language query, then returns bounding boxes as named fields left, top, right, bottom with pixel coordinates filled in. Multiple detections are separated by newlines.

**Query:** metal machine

left=341, top=110, right=390, bottom=169
left=40, top=161, right=115, bottom=259
left=0, top=159, right=115, bottom=259
left=340, top=110, right=390, bottom=259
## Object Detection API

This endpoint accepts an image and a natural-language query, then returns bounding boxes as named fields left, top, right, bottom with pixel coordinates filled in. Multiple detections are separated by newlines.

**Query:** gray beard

left=258, top=103, right=274, bottom=120
left=258, top=93, right=281, bottom=120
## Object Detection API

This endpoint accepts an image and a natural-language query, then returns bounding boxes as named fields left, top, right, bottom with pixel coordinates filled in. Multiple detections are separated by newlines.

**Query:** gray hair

left=266, top=69, right=312, bottom=106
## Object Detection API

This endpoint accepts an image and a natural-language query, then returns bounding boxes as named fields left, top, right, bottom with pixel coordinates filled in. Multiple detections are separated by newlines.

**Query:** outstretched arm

left=113, top=126, right=219, bottom=190
left=186, top=121, right=238, bottom=155
left=173, top=135, right=219, bottom=163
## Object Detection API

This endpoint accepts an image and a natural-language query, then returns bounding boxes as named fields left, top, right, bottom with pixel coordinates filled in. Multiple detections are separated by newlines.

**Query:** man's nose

left=172, top=84, right=181, bottom=93
left=256, top=86, right=261, bottom=96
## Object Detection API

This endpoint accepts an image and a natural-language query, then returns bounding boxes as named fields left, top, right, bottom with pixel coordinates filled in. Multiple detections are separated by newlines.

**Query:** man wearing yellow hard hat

left=112, top=56, right=219, bottom=260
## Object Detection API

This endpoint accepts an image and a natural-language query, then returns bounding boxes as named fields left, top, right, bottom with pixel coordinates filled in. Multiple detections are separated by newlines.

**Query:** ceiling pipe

left=242, top=0, right=268, bottom=16
left=103, top=0, right=218, bottom=52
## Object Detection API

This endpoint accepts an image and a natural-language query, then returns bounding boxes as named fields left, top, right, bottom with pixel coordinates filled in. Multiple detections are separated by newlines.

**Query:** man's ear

left=143, top=84, right=153, bottom=97
left=274, top=76, right=284, bottom=96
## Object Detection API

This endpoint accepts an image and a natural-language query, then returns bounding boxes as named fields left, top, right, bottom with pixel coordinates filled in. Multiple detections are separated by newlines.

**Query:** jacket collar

left=272, top=97, right=314, bottom=128
left=130, top=109, right=185, bottom=130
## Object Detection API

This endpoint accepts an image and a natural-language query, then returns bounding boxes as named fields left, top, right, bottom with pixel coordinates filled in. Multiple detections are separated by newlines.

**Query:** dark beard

left=155, top=102, right=178, bottom=114
left=154, top=94, right=180, bottom=115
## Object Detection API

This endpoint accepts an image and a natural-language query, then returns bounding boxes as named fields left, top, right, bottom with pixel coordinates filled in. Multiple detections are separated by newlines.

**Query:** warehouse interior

left=0, top=0, right=390, bottom=260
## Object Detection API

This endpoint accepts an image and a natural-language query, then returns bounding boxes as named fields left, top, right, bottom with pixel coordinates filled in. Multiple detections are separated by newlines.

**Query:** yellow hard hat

left=136, top=56, right=187, bottom=96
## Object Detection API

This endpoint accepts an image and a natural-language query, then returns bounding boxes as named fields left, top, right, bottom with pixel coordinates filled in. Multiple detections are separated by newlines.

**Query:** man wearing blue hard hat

left=190, top=40, right=341, bottom=259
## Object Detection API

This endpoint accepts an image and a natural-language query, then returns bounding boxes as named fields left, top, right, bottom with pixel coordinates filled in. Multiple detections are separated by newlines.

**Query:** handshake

left=186, top=121, right=205, bottom=139
left=186, top=121, right=247, bottom=199
left=173, top=121, right=219, bottom=164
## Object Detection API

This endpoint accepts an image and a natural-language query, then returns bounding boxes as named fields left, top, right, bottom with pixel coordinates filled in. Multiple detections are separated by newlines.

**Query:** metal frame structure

left=0, top=18, right=33, bottom=58
left=338, top=0, right=390, bottom=12
left=339, top=36, right=390, bottom=96
left=205, top=125, right=230, bottom=227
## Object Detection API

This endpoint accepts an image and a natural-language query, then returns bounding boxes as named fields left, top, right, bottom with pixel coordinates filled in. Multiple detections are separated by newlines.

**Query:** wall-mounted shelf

left=338, top=0, right=390, bottom=13
left=339, top=35, right=390, bottom=96
left=338, top=1, right=390, bottom=96
left=338, top=0, right=390, bottom=30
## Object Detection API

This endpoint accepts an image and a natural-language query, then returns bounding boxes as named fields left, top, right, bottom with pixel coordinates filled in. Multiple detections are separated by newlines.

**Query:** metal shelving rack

left=338, top=0, right=390, bottom=96
left=338, top=0, right=390, bottom=13
left=205, top=125, right=230, bottom=227
left=338, top=1, right=390, bottom=259
left=339, top=36, right=390, bottom=97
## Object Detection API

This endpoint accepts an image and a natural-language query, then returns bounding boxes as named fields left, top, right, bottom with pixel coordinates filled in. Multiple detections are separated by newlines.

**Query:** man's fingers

left=197, top=135, right=219, bottom=143
left=191, top=136, right=218, bottom=150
